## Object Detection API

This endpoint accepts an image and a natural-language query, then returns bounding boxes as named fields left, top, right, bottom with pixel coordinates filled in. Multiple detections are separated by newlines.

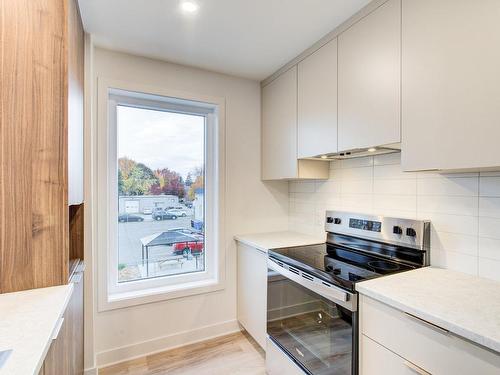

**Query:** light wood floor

left=99, top=331, right=266, bottom=375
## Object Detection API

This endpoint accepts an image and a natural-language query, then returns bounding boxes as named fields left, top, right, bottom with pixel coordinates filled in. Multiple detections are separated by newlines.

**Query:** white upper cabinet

left=401, top=0, right=500, bottom=171
left=338, top=0, right=401, bottom=152
left=262, top=66, right=329, bottom=180
left=298, top=39, right=338, bottom=158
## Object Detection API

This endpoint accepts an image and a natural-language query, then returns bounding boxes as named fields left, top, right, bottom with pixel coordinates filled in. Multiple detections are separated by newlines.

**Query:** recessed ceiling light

left=180, top=1, right=199, bottom=14
left=320, top=155, right=328, bottom=159
left=368, top=148, right=377, bottom=152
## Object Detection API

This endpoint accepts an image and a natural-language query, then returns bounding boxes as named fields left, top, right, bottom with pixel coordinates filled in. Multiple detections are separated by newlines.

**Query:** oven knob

left=334, top=218, right=342, bottom=225
left=326, top=216, right=334, bottom=223
left=406, top=228, right=417, bottom=237
left=393, top=225, right=403, bottom=235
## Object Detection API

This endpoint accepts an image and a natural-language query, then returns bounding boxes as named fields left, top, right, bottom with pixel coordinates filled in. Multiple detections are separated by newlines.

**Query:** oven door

left=267, top=258, right=358, bottom=375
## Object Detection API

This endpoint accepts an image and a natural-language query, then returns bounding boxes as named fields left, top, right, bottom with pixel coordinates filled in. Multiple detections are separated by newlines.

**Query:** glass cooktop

left=268, top=238, right=417, bottom=291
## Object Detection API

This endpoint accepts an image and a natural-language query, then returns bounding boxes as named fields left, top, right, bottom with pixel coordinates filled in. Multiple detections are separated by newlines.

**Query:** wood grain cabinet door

left=44, top=316, right=70, bottom=375
left=70, top=270, right=84, bottom=375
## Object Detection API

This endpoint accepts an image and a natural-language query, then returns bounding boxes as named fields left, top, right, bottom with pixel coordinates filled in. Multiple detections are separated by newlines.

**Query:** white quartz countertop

left=0, top=284, right=74, bottom=375
left=356, top=267, right=500, bottom=353
left=234, top=231, right=325, bottom=253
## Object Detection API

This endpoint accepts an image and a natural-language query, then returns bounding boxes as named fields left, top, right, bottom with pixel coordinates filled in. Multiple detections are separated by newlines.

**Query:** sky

left=117, top=105, right=205, bottom=179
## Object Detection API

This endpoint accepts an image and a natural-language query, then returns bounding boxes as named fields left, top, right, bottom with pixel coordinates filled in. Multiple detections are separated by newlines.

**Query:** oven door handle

left=268, top=258, right=357, bottom=312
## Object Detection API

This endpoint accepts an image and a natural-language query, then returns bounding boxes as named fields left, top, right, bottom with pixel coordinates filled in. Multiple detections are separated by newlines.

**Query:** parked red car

left=173, top=241, right=204, bottom=256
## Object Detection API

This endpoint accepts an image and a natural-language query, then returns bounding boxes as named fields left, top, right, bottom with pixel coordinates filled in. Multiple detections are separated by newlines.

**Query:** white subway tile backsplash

left=479, top=237, right=500, bottom=261
left=479, top=216, right=500, bottom=239
left=374, top=164, right=416, bottom=180
left=373, top=152, right=401, bottom=166
left=417, top=195, right=478, bottom=216
left=417, top=177, right=478, bottom=196
left=373, top=194, right=417, bottom=213
left=373, top=179, right=417, bottom=195
left=478, top=258, right=500, bottom=281
left=288, top=154, right=498, bottom=281
left=337, top=166, right=373, bottom=180
left=479, top=197, right=500, bottom=218
left=339, top=194, right=373, bottom=213
left=418, top=212, right=478, bottom=236
left=341, top=179, right=373, bottom=195
left=431, top=230, right=478, bottom=256
left=431, top=249, right=478, bottom=276
left=479, top=177, right=500, bottom=197
left=315, top=180, right=341, bottom=195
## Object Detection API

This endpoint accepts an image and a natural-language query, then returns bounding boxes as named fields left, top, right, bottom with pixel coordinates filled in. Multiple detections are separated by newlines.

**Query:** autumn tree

left=150, top=168, right=186, bottom=198
left=118, top=157, right=158, bottom=196
left=187, top=166, right=204, bottom=201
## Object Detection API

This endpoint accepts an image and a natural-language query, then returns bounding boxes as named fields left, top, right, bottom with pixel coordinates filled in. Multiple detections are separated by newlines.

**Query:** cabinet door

left=262, top=67, right=298, bottom=180
left=44, top=317, right=70, bottom=375
left=237, top=243, right=267, bottom=349
left=338, top=0, right=401, bottom=152
left=361, top=335, right=422, bottom=375
left=69, top=270, right=84, bottom=375
left=298, top=39, right=338, bottom=158
left=401, top=0, right=500, bottom=171
left=68, top=0, right=85, bottom=205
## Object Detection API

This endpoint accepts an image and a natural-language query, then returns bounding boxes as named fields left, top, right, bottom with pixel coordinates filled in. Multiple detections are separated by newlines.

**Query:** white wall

left=88, top=48, right=289, bottom=369
left=289, top=153, right=500, bottom=281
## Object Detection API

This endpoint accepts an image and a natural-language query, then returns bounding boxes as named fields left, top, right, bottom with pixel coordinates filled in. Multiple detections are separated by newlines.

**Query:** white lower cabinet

left=361, top=335, right=423, bottom=375
left=236, top=242, right=267, bottom=349
left=359, top=295, right=500, bottom=375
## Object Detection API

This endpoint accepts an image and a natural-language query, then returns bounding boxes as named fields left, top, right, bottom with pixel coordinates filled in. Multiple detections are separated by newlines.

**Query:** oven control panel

left=325, top=211, right=430, bottom=251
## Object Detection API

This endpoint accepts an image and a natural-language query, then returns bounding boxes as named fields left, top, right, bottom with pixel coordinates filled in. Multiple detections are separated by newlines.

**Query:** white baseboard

left=84, top=368, right=98, bottom=375
left=96, top=319, right=241, bottom=368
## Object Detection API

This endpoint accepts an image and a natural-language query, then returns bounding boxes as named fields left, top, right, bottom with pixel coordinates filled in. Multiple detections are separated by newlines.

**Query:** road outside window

left=117, top=105, right=206, bottom=283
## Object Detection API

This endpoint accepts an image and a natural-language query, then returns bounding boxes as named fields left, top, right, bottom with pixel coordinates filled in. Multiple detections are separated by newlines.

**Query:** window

left=97, top=81, right=225, bottom=310
left=116, top=104, right=206, bottom=282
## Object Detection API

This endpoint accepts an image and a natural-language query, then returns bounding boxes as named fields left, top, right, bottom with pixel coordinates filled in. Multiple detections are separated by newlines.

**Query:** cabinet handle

left=51, top=318, right=64, bottom=340
left=404, top=312, right=449, bottom=335
left=403, top=360, right=431, bottom=375
left=71, top=272, right=83, bottom=284
left=76, top=263, right=86, bottom=273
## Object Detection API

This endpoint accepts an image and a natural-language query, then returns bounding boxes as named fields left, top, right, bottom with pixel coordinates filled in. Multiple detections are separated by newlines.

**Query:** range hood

left=310, top=144, right=401, bottom=160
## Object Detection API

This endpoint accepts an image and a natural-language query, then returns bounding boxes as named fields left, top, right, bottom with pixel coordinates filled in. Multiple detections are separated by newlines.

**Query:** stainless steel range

left=266, top=211, right=430, bottom=375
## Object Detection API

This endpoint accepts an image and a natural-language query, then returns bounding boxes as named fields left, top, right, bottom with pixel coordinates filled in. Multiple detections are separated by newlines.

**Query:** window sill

left=99, top=277, right=225, bottom=312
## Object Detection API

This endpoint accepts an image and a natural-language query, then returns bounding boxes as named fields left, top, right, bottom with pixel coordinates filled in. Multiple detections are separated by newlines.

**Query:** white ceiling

left=78, top=0, right=371, bottom=80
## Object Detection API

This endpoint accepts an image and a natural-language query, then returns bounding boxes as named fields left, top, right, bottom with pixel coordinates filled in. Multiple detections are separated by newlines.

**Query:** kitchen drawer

left=361, top=334, right=426, bottom=375
left=360, top=295, right=500, bottom=375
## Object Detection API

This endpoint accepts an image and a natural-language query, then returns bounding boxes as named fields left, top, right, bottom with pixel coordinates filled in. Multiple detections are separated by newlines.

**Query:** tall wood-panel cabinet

left=0, top=0, right=84, bottom=293
left=338, top=0, right=401, bottom=152
left=401, top=0, right=500, bottom=171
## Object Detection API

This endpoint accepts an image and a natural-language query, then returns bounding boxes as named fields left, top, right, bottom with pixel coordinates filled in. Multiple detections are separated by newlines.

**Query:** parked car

left=152, top=210, right=178, bottom=221
left=118, top=213, right=144, bottom=222
left=142, top=208, right=152, bottom=215
left=166, top=209, right=188, bottom=217
left=173, top=240, right=204, bottom=256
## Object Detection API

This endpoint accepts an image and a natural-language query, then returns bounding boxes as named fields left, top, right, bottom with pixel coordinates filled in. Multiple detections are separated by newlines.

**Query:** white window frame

left=96, top=78, right=226, bottom=311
